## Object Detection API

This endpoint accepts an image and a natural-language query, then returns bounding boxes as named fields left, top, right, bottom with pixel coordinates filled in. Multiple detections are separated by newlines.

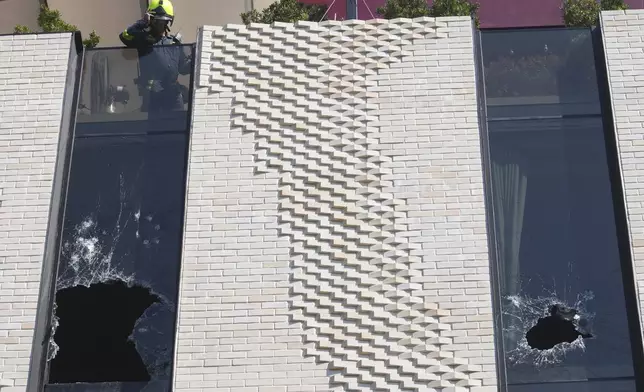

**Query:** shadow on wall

left=0, top=0, right=41, bottom=33
left=45, top=0, right=255, bottom=46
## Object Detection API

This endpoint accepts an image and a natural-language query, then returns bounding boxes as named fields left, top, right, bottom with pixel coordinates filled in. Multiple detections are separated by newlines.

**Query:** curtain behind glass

left=492, top=149, right=528, bottom=354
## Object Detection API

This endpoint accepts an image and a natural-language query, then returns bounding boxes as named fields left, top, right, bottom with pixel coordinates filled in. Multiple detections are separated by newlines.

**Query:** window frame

left=27, top=42, right=197, bottom=392
left=475, top=26, right=644, bottom=392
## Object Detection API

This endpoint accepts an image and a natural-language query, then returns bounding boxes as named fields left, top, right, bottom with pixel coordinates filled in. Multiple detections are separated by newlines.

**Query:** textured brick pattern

left=601, top=9, right=644, bottom=335
left=0, top=33, right=73, bottom=391
left=177, top=17, right=496, bottom=391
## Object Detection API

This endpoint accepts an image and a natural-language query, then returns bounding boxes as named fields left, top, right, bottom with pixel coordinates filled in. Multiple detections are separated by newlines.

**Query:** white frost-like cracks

left=502, top=289, right=595, bottom=367
left=48, top=214, right=134, bottom=360
left=56, top=175, right=135, bottom=292
left=48, top=174, right=162, bottom=362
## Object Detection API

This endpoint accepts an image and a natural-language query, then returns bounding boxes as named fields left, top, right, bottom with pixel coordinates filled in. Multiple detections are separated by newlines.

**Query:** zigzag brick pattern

left=178, top=17, right=497, bottom=391
left=196, top=18, right=485, bottom=391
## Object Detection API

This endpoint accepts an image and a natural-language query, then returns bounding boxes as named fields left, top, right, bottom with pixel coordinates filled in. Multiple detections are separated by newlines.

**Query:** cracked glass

left=43, top=46, right=193, bottom=391
left=482, top=28, right=641, bottom=391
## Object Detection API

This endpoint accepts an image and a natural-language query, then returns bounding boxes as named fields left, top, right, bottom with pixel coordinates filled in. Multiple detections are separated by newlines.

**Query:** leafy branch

left=563, top=0, right=628, bottom=27
left=14, top=5, right=100, bottom=48
left=241, top=0, right=328, bottom=24
left=376, top=0, right=431, bottom=18
left=377, top=0, right=480, bottom=27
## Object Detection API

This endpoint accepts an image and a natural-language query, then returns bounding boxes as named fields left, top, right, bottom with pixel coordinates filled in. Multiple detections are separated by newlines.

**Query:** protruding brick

left=176, top=17, right=495, bottom=392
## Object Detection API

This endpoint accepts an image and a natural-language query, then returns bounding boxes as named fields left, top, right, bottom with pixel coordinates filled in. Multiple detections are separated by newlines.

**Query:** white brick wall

left=0, top=33, right=74, bottom=391
left=600, top=10, right=644, bottom=337
left=375, top=19, right=496, bottom=388
left=176, top=17, right=496, bottom=391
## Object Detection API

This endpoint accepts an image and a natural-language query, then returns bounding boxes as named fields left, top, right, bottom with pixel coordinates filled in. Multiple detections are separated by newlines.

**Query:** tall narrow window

left=42, top=45, right=194, bottom=391
left=481, top=28, right=643, bottom=391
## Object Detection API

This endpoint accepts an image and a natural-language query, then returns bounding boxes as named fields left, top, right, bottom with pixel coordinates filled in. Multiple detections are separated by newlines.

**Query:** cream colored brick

left=0, top=32, right=73, bottom=391
left=601, top=9, right=644, bottom=338
left=176, top=17, right=496, bottom=392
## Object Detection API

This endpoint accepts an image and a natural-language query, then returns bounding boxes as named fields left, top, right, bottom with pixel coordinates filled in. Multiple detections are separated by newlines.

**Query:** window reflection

left=482, top=28, right=601, bottom=119
left=490, top=118, right=636, bottom=387
left=482, top=28, right=641, bottom=391
left=76, top=47, right=192, bottom=123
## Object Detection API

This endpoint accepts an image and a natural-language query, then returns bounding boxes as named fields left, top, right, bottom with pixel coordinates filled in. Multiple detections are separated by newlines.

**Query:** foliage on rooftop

left=14, top=5, right=100, bottom=49
left=241, top=0, right=328, bottom=24
left=377, top=0, right=480, bottom=27
left=376, top=0, right=431, bottom=18
left=563, top=0, right=628, bottom=27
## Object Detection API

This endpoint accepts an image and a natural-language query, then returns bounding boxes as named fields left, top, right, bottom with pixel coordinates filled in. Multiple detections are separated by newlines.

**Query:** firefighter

left=119, top=0, right=191, bottom=113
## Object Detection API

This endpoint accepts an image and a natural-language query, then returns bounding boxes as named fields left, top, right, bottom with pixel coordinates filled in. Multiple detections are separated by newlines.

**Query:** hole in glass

left=48, top=280, right=160, bottom=383
left=38, top=45, right=193, bottom=391
left=525, top=304, right=593, bottom=350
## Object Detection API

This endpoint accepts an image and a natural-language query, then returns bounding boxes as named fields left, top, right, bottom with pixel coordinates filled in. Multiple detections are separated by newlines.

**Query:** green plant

left=562, top=0, right=601, bottom=26
left=241, top=0, right=328, bottom=24
left=13, top=5, right=101, bottom=48
left=37, top=6, right=77, bottom=32
left=430, top=0, right=480, bottom=27
left=82, top=31, right=101, bottom=49
left=563, top=0, right=628, bottom=27
left=377, top=0, right=479, bottom=26
left=14, top=25, right=32, bottom=34
left=601, top=0, right=628, bottom=10
left=376, top=0, right=431, bottom=19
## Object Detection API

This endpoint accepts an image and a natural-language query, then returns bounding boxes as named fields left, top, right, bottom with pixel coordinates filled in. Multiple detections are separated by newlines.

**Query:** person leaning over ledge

left=119, top=0, right=191, bottom=113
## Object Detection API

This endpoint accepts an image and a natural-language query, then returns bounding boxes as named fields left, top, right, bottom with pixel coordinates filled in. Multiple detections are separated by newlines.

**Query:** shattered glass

left=42, top=44, right=194, bottom=389
left=504, top=287, right=595, bottom=367
left=488, top=117, right=640, bottom=390
left=41, top=45, right=194, bottom=388
left=483, top=28, right=642, bottom=391
left=46, top=131, right=189, bottom=389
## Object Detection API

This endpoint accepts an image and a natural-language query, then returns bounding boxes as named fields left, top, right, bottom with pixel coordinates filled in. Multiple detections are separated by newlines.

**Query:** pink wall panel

left=300, top=0, right=644, bottom=27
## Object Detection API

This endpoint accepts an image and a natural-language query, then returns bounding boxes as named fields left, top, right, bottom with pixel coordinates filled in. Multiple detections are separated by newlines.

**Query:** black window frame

left=27, top=42, right=197, bottom=392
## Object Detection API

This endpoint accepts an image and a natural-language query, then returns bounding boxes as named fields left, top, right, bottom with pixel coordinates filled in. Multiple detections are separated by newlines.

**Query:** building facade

left=1, top=9, right=644, bottom=392
left=0, top=0, right=277, bottom=46
left=304, top=0, right=644, bottom=27
left=5, top=0, right=644, bottom=47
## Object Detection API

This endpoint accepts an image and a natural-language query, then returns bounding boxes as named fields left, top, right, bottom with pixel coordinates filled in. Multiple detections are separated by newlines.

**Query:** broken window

left=39, top=46, right=193, bottom=391
left=481, top=28, right=643, bottom=391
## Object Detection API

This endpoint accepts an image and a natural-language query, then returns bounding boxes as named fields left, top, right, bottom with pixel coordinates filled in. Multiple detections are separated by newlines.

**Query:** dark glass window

left=42, top=45, right=193, bottom=392
left=484, top=28, right=600, bottom=120
left=481, top=28, right=642, bottom=391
